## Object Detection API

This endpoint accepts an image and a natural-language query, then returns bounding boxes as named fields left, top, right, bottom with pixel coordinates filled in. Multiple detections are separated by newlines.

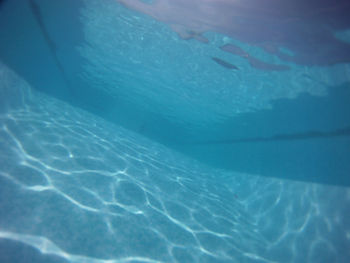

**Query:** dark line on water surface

left=28, top=0, right=71, bottom=90
left=211, top=57, right=239, bottom=70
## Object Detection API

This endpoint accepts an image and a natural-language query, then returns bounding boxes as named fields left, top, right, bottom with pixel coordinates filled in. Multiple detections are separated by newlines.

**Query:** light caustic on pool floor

left=0, top=65, right=350, bottom=263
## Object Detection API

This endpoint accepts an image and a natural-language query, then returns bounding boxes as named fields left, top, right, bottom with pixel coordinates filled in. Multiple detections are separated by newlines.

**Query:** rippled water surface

left=1, top=0, right=350, bottom=262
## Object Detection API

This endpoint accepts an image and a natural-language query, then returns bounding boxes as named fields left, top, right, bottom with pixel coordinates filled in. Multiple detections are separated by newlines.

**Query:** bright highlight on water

left=0, top=0, right=350, bottom=262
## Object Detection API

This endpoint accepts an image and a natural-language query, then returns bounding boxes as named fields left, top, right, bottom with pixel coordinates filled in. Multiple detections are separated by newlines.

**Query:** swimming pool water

left=1, top=0, right=350, bottom=262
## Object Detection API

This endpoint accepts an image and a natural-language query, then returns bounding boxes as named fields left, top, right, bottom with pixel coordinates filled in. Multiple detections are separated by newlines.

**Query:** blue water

left=1, top=0, right=350, bottom=262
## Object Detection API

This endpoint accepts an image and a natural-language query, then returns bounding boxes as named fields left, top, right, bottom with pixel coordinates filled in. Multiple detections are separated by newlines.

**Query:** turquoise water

left=1, top=0, right=350, bottom=262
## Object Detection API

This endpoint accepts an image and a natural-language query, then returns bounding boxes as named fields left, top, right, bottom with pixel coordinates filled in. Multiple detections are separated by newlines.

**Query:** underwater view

left=1, top=0, right=350, bottom=262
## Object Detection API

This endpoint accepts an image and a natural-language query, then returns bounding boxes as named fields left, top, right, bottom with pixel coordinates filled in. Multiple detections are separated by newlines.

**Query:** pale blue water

left=1, top=0, right=350, bottom=262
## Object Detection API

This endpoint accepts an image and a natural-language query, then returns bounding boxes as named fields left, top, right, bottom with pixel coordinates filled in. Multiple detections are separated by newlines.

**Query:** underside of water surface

left=0, top=0, right=350, bottom=262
